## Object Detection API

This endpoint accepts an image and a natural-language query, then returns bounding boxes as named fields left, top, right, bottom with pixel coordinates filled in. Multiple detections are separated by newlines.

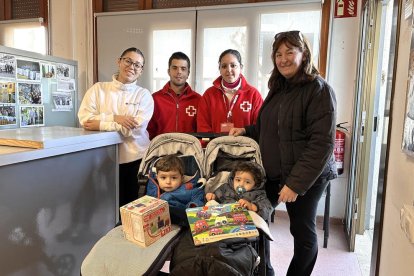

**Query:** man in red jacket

left=147, top=52, right=201, bottom=139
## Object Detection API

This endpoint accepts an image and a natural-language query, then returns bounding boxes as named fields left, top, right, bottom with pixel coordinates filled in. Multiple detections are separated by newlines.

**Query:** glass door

left=345, top=0, right=397, bottom=259
left=345, top=0, right=374, bottom=251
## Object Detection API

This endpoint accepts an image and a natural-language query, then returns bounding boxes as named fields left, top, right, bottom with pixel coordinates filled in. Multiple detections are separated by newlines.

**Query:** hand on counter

left=83, top=120, right=100, bottom=131
left=114, top=115, right=137, bottom=130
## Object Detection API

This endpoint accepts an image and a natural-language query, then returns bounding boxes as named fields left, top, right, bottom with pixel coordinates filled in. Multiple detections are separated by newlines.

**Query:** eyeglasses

left=274, top=30, right=304, bottom=41
left=120, top=57, right=144, bottom=70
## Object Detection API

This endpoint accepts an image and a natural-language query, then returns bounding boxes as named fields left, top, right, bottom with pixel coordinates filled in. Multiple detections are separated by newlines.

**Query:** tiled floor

left=161, top=213, right=367, bottom=275
left=354, top=229, right=373, bottom=276
left=270, top=214, right=363, bottom=276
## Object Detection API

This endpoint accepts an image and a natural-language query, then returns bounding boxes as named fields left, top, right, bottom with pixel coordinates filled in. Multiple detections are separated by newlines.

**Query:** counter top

left=0, top=126, right=123, bottom=166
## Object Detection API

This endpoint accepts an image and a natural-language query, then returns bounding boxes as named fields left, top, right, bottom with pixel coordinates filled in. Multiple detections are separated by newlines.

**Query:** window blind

left=11, top=0, right=40, bottom=19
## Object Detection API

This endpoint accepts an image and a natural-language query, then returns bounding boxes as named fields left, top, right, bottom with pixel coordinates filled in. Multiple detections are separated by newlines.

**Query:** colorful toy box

left=120, top=195, right=171, bottom=247
left=186, top=202, right=259, bottom=246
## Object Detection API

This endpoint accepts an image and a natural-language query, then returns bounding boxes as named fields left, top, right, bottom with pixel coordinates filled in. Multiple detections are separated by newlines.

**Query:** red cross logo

left=240, top=101, right=252, bottom=112
left=186, top=105, right=197, bottom=117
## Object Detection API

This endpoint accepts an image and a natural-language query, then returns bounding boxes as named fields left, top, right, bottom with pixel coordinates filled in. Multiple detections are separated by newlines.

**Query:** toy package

left=186, top=202, right=259, bottom=246
left=120, top=195, right=171, bottom=247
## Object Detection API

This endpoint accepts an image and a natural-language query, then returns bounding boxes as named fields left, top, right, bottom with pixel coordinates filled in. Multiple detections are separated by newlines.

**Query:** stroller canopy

left=138, top=133, right=205, bottom=178
left=203, top=135, right=263, bottom=193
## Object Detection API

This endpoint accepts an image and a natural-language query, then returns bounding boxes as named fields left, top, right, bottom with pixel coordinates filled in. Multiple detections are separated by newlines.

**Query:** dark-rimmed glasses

left=121, top=57, right=144, bottom=70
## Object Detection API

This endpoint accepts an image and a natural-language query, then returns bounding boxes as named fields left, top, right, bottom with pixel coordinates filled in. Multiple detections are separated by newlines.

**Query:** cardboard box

left=120, top=195, right=171, bottom=247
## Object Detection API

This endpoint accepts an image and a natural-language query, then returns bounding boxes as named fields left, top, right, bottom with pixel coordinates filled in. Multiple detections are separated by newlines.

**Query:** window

left=152, top=29, right=192, bottom=91
left=257, top=10, right=321, bottom=96
left=0, top=20, right=47, bottom=55
left=96, top=1, right=323, bottom=97
left=0, top=0, right=48, bottom=54
left=201, top=27, right=247, bottom=90
left=96, top=9, right=196, bottom=91
left=196, top=2, right=322, bottom=97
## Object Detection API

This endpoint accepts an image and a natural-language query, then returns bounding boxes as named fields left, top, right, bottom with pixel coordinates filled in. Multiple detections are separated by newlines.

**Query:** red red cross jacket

left=197, top=75, right=263, bottom=133
left=147, top=82, right=201, bottom=140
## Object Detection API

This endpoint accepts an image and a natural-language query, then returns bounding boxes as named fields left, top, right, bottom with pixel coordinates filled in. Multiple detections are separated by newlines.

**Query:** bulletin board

left=0, top=45, right=78, bottom=129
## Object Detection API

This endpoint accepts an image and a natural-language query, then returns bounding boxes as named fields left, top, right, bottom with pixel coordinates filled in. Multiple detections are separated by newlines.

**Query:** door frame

left=345, top=0, right=373, bottom=251
left=344, top=1, right=400, bottom=276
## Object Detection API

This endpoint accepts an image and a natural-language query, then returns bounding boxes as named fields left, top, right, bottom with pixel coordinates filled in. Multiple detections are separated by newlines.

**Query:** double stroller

left=81, top=133, right=273, bottom=276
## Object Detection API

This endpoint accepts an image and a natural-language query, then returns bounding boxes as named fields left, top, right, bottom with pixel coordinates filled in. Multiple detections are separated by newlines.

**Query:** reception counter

left=0, top=126, right=123, bottom=276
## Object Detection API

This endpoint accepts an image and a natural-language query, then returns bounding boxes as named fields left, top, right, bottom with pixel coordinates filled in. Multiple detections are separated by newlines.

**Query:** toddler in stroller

left=205, top=161, right=273, bottom=221
left=146, top=154, right=205, bottom=226
left=169, top=135, right=274, bottom=276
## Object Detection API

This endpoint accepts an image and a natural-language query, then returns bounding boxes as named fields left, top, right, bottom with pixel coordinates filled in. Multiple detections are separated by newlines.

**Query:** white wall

left=378, top=9, right=414, bottom=276
left=320, top=2, right=360, bottom=219
left=49, top=1, right=359, bottom=219
left=49, top=0, right=94, bottom=108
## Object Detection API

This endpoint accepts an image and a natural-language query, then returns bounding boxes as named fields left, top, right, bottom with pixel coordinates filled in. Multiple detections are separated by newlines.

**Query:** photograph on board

left=18, top=82, right=42, bottom=105
left=0, top=104, right=16, bottom=126
left=20, top=106, right=44, bottom=127
left=0, top=54, right=16, bottom=79
left=0, top=81, right=16, bottom=104
left=41, top=63, right=57, bottom=79
left=52, top=92, right=73, bottom=112
left=16, top=59, right=41, bottom=81
left=57, top=63, right=75, bottom=80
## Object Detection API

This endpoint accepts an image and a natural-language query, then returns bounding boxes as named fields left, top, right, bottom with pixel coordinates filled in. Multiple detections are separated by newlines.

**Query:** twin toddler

left=146, top=155, right=273, bottom=221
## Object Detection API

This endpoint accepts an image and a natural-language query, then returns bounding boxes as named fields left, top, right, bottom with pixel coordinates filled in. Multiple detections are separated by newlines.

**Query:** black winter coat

left=246, top=76, right=337, bottom=195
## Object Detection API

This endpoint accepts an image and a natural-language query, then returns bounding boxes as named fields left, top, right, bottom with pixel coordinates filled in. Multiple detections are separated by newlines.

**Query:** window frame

left=93, top=0, right=331, bottom=82
left=0, top=0, right=48, bottom=25
left=0, top=0, right=49, bottom=54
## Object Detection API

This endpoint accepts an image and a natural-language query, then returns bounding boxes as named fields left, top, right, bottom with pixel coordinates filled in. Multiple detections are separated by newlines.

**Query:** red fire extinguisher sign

left=334, top=0, right=358, bottom=18
left=334, top=123, right=348, bottom=175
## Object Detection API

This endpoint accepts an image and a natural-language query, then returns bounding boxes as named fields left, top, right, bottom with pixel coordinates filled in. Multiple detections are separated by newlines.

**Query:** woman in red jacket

left=197, top=49, right=263, bottom=133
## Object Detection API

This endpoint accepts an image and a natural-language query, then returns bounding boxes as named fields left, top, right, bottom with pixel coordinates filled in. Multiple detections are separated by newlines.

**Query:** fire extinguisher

left=334, top=122, right=348, bottom=175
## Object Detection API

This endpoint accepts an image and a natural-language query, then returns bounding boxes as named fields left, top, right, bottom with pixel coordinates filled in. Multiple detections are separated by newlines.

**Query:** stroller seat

left=81, top=225, right=182, bottom=276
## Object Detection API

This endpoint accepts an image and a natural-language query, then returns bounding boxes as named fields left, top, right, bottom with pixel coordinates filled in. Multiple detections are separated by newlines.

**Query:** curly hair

left=155, top=155, right=184, bottom=176
left=232, top=161, right=264, bottom=187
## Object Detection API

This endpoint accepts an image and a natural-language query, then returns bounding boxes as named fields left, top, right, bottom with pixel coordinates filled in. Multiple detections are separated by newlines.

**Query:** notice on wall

left=334, top=0, right=358, bottom=18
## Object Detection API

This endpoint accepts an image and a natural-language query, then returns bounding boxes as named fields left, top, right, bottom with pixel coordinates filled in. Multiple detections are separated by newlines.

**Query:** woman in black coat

left=230, top=30, right=337, bottom=276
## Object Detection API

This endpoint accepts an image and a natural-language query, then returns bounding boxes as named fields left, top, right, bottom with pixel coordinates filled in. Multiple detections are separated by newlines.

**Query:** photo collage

left=0, top=53, right=76, bottom=128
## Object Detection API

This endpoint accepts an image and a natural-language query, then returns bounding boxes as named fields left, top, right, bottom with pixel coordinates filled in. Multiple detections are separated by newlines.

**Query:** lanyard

left=223, top=94, right=239, bottom=122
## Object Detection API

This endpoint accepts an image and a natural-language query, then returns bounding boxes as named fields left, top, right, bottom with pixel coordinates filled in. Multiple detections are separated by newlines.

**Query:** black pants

left=119, top=159, right=141, bottom=209
left=265, top=178, right=329, bottom=276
